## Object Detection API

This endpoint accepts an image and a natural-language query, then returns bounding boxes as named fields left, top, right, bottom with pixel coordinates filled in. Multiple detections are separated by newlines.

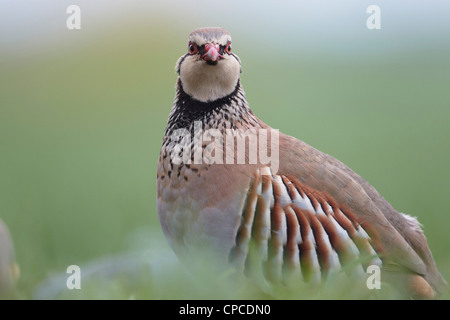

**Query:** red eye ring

left=225, top=41, right=232, bottom=54
left=188, top=42, right=198, bottom=54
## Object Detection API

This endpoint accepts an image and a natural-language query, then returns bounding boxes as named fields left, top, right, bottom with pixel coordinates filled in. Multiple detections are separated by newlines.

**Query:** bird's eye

left=225, top=41, right=232, bottom=54
left=188, top=42, right=198, bottom=54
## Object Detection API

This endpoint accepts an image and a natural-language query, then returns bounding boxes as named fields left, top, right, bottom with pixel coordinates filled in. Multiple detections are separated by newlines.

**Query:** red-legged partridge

left=157, top=27, right=446, bottom=298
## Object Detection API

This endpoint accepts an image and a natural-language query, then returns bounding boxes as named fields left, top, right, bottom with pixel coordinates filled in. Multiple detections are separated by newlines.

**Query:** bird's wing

left=274, top=132, right=446, bottom=295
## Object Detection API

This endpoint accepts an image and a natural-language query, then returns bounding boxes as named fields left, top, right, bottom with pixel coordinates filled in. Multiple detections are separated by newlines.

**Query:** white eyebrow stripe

left=189, top=33, right=231, bottom=46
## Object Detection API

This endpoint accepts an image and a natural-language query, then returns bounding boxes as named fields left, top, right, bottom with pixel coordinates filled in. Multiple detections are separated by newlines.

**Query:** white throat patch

left=178, top=54, right=241, bottom=102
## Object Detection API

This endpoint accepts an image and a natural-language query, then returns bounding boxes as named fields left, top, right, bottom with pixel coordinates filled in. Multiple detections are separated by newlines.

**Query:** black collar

left=167, top=79, right=241, bottom=131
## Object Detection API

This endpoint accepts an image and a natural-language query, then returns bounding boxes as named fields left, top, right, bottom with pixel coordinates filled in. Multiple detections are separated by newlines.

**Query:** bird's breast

left=157, top=152, right=256, bottom=267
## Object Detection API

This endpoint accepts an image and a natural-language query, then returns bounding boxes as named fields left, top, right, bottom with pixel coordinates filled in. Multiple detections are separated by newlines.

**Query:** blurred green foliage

left=0, top=17, right=449, bottom=299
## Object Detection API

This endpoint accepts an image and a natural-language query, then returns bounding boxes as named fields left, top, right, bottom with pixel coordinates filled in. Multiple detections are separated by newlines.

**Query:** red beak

left=201, top=43, right=223, bottom=62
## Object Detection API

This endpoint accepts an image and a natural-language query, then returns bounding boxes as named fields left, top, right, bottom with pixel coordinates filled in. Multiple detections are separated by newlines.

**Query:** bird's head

left=176, top=27, right=242, bottom=103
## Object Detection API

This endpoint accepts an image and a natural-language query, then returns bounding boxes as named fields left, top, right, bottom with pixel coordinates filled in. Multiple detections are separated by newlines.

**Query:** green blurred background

left=0, top=1, right=449, bottom=299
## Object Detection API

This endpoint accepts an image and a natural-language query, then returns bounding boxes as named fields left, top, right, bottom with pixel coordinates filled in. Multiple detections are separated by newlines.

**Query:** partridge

left=157, top=27, right=446, bottom=298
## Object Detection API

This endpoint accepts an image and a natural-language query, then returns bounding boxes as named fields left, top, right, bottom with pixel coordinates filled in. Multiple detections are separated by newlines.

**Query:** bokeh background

left=1, top=0, right=449, bottom=299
